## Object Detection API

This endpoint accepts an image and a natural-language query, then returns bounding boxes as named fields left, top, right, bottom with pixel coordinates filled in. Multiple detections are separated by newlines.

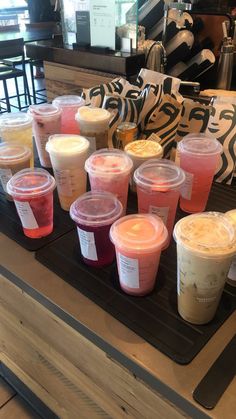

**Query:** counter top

left=1, top=231, right=236, bottom=418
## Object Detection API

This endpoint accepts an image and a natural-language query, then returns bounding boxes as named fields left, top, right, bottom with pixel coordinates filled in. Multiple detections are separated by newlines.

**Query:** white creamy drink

left=46, top=134, right=89, bottom=211
left=225, top=209, right=236, bottom=286
left=174, top=212, right=236, bottom=324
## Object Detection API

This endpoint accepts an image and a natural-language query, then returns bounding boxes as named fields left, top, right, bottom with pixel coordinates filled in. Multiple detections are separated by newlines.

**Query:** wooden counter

left=0, top=232, right=236, bottom=418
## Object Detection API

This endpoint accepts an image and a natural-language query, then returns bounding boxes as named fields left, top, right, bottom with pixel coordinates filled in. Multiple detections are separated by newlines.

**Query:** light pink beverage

left=29, top=104, right=62, bottom=168
left=85, top=149, right=133, bottom=214
left=52, top=95, right=85, bottom=134
left=178, top=135, right=223, bottom=213
left=110, top=214, right=168, bottom=296
left=134, top=159, right=185, bottom=248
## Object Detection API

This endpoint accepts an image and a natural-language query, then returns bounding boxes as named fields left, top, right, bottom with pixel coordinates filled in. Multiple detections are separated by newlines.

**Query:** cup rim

left=46, top=134, right=90, bottom=156
left=0, top=112, right=32, bottom=129
left=28, top=103, right=62, bottom=119
left=177, top=135, right=223, bottom=156
left=124, top=139, right=163, bottom=159
left=6, top=168, right=56, bottom=198
left=85, top=148, right=133, bottom=177
left=0, top=143, right=32, bottom=162
left=52, top=95, right=85, bottom=108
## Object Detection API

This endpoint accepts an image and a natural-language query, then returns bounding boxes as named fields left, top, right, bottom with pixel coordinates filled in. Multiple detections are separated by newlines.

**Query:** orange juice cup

left=134, top=159, right=185, bottom=248
left=85, top=149, right=133, bottom=214
left=110, top=214, right=168, bottom=296
left=52, top=95, right=85, bottom=134
left=178, top=135, right=223, bottom=213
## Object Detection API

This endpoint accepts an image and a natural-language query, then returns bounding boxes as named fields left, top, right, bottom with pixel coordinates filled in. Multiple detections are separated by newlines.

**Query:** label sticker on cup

left=54, top=169, right=73, bottom=197
left=86, top=136, right=96, bottom=154
left=228, top=258, right=236, bottom=281
left=118, top=253, right=139, bottom=288
left=0, top=168, right=12, bottom=192
left=14, top=201, right=39, bottom=229
left=77, top=227, right=98, bottom=261
left=37, top=134, right=51, bottom=167
left=181, top=171, right=193, bottom=200
left=149, top=206, right=169, bottom=225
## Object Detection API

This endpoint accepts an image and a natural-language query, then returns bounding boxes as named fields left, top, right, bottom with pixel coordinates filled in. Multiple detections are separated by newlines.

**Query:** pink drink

left=70, top=191, right=123, bottom=267
left=178, top=135, right=222, bottom=213
left=7, top=168, right=56, bottom=238
left=29, top=104, right=62, bottom=168
left=110, top=214, right=168, bottom=296
left=52, top=95, right=85, bottom=134
left=85, top=149, right=133, bottom=214
left=134, top=159, right=185, bottom=248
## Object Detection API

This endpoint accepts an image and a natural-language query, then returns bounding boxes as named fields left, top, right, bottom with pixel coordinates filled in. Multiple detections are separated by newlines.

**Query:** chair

left=0, top=38, right=31, bottom=112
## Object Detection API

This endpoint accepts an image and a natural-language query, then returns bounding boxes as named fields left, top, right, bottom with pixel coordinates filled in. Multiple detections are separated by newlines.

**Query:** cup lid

left=7, top=168, right=56, bottom=198
left=134, top=159, right=185, bottom=191
left=75, top=106, right=111, bottom=123
left=52, top=95, right=85, bottom=108
left=0, top=112, right=32, bottom=129
left=125, top=140, right=163, bottom=158
left=177, top=135, right=223, bottom=156
left=29, top=104, right=61, bottom=118
left=173, top=212, right=236, bottom=257
left=70, top=191, right=123, bottom=227
left=46, top=134, right=89, bottom=155
left=110, top=214, right=168, bottom=253
left=0, top=143, right=31, bottom=163
left=85, top=148, right=133, bottom=176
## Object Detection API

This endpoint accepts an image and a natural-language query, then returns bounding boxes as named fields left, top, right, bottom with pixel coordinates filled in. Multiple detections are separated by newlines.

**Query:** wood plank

left=0, top=394, right=41, bottom=419
left=0, top=274, right=188, bottom=419
left=0, top=377, right=16, bottom=408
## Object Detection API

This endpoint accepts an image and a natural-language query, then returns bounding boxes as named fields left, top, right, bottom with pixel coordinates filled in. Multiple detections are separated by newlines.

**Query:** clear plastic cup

left=85, top=148, right=133, bottom=214
left=0, top=112, right=33, bottom=167
left=173, top=212, right=236, bottom=324
left=52, top=95, right=85, bottom=134
left=125, top=139, right=163, bottom=192
left=0, top=143, right=31, bottom=201
left=28, top=104, right=62, bottom=168
left=177, top=135, right=223, bottom=213
left=6, top=168, right=56, bottom=239
left=225, top=209, right=236, bottom=287
left=110, top=214, right=168, bottom=296
left=46, top=134, right=89, bottom=211
left=70, top=191, right=123, bottom=267
left=75, top=107, right=111, bottom=153
left=134, top=159, right=185, bottom=248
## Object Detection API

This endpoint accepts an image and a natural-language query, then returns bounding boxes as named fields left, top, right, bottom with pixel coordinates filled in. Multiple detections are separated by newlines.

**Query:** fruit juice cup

left=85, top=149, right=133, bottom=214
left=28, top=104, right=62, bottom=168
left=134, top=159, right=185, bottom=248
left=52, top=95, right=85, bottom=134
left=173, top=212, right=236, bottom=325
left=225, top=209, right=236, bottom=287
left=110, top=214, right=168, bottom=296
left=70, top=191, right=123, bottom=267
left=0, top=112, right=33, bottom=167
left=75, top=107, right=111, bottom=153
left=177, top=135, right=223, bottom=213
left=6, top=168, right=56, bottom=239
left=46, top=134, right=90, bottom=211
left=124, top=139, right=163, bottom=192
left=0, top=143, right=31, bottom=201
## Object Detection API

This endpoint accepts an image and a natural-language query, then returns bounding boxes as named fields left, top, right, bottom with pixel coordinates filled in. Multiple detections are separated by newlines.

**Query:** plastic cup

left=46, top=134, right=89, bottom=211
left=110, top=214, right=168, bottom=296
left=70, top=191, right=123, bottom=267
left=52, top=95, right=85, bottom=134
left=178, top=135, right=223, bottom=213
left=0, top=143, right=31, bottom=201
left=75, top=107, right=111, bottom=153
left=85, top=149, right=133, bottom=214
left=134, top=159, right=185, bottom=248
left=125, top=139, right=163, bottom=192
left=225, top=209, right=236, bottom=287
left=173, top=212, right=236, bottom=324
left=28, top=104, right=62, bottom=168
left=6, top=168, right=56, bottom=239
left=0, top=112, right=33, bottom=167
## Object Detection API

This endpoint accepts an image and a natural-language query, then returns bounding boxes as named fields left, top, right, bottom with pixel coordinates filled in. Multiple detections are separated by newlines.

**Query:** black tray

left=35, top=183, right=236, bottom=364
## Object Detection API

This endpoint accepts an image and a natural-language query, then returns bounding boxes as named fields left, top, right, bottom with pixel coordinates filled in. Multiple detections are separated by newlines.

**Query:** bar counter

left=1, top=231, right=236, bottom=418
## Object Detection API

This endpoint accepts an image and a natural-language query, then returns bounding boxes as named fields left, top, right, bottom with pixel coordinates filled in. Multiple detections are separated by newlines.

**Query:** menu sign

left=90, top=0, right=116, bottom=50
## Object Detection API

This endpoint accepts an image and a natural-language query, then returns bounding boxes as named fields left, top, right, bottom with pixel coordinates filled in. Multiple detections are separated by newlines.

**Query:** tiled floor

left=0, top=63, right=47, bottom=114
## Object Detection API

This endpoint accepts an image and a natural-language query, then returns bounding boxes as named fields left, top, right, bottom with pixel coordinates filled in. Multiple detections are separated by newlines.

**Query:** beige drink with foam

left=125, top=139, right=163, bottom=192
left=225, top=209, right=236, bottom=286
left=46, top=134, right=89, bottom=211
left=174, top=212, right=236, bottom=324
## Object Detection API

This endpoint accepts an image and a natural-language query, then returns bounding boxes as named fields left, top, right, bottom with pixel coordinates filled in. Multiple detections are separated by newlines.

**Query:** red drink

left=7, top=168, right=56, bottom=239
left=52, top=95, right=85, bottom=134
left=70, top=191, right=123, bottom=267
left=178, top=135, right=222, bottom=213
